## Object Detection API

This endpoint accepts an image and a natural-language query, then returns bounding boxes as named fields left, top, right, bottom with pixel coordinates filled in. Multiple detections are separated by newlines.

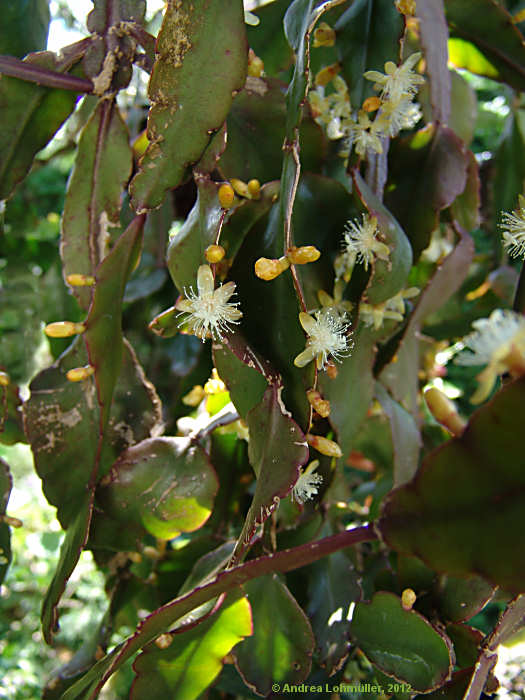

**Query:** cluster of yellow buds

left=218, top=179, right=261, bottom=211
left=313, top=22, right=336, bottom=48
left=254, top=245, right=321, bottom=281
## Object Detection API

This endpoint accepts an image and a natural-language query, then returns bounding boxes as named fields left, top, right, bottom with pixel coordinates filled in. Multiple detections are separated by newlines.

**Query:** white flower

left=343, top=214, right=390, bottom=271
left=349, top=111, right=384, bottom=157
left=364, top=53, right=425, bottom=103
left=376, top=96, right=422, bottom=137
left=456, top=309, right=525, bottom=403
left=292, top=460, right=323, bottom=504
left=500, top=196, right=525, bottom=259
left=294, top=308, right=353, bottom=370
left=175, top=264, right=242, bottom=341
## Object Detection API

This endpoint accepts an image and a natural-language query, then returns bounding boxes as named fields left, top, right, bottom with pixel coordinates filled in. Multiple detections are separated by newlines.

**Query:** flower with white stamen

left=175, top=265, right=242, bottom=341
left=293, top=460, right=323, bottom=504
left=364, top=53, right=425, bottom=103
left=500, top=195, right=525, bottom=259
left=342, top=214, right=390, bottom=271
left=294, top=308, right=352, bottom=370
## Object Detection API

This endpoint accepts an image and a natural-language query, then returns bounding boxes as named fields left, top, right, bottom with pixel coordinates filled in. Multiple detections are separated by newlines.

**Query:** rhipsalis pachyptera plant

left=2, top=0, right=525, bottom=698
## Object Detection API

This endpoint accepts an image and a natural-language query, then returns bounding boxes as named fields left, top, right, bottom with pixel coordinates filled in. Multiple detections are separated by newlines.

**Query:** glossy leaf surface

left=445, top=0, right=525, bottom=90
left=98, top=437, right=218, bottom=540
left=0, top=51, right=81, bottom=200
left=131, top=592, right=252, bottom=700
left=234, top=574, right=314, bottom=695
left=130, top=0, right=247, bottom=211
left=379, top=377, right=525, bottom=593
left=61, top=99, right=133, bottom=310
left=351, top=592, right=454, bottom=692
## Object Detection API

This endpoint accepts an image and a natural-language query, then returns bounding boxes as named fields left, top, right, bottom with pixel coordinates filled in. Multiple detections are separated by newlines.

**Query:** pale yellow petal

left=294, top=347, right=316, bottom=367
left=197, top=265, right=214, bottom=295
left=299, top=312, right=317, bottom=335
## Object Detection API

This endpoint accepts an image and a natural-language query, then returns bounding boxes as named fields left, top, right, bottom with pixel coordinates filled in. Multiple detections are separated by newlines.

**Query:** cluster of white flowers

left=309, top=53, right=424, bottom=159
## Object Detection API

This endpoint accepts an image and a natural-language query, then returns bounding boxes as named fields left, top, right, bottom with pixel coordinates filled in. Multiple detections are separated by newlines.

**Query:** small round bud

left=315, top=63, right=341, bottom=87
left=247, top=48, right=264, bottom=77
left=286, top=246, right=321, bottom=265
left=247, top=179, right=261, bottom=199
left=313, top=22, right=336, bottom=48
left=401, top=588, right=417, bottom=611
left=155, top=633, right=174, bottom=650
left=254, top=256, right=290, bottom=281
left=66, top=365, right=95, bottom=382
left=45, top=321, right=86, bottom=338
left=66, top=273, right=95, bottom=287
left=0, top=371, right=9, bottom=387
left=306, top=389, right=331, bottom=418
left=205, top=244, right=226, bottom=263
left=230, top=178, right=250, bottom=198
left=306, top=433, right=342, bottom=458
left=362, top=96, right=382, bottom=113
left=218, top=183, right=235, bottom=209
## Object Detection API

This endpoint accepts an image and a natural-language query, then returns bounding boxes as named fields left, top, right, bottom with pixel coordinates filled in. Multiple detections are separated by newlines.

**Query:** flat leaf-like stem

left=0, top=54, right=93, bottom=92
left=379, top=376, right=525, bottom=593
left=61, top=524, right=377, bottom=699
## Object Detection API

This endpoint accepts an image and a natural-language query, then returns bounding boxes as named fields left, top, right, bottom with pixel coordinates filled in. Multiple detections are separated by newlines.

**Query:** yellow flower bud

left=424, top=387, right=466, bottom=437
left=155, top=633, right=174, bottom=649
left=66, top=273, right=95, bottom=287
left=66, top=365, right=95, bottom=382
left=218, top=183, right=235, bottom=209
left=362, top=96, right=382, bottom=113
left=44, top=321, right=86, bottom=338
left=182, top=385, right=206, bottom=406
left=205, top=244, right=226, bottom=263
left=286, top=246, right=321, bottom=265
left=306, top=389, right=331, bottom=418
left=325, top=362, right=338, bottom=379
left=230, top=178, right=250, bottom=198
left=0, top=371, right=9, bottom=387
left=0, top=515, right=23, bottom=528
left=306, top=433, right=342, bottom=458
left=128, top=551, right=142, bottom=563
left=395, top=0, right=416, bottom=15
left=313, top=22, right=336, bottom=48
left=254, top=256, right=290, bottom=281
left=401, top=588, right=417, bottom=611
left=204, top=368, right=227, bottom=395
left=247, top=179, right=261, bottom=199
left=315, top=63, right=341, bottom=87
left=513, top=8, right=525, bottom=23
left=247, top=48, right=264, bottom=77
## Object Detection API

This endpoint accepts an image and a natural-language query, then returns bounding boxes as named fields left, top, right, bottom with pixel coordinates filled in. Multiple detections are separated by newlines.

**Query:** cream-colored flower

left=364, top=53, right=425, bottom=103
left=343, top=214, right=390, bottom=271
left=292, top=460, right=323, bottom=504
left=500, top=195, right=525, bottom=259
left=456, top=309, right=525, bottom=403
left=348, top=111, right=384, bottom=157
left=294, top=308, right=352, bottom=370
left=176, top=265, right=242, bottom=341
left=359, top=288, right=418, bottom=330
left=375, top=96, right=422, bottom=137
